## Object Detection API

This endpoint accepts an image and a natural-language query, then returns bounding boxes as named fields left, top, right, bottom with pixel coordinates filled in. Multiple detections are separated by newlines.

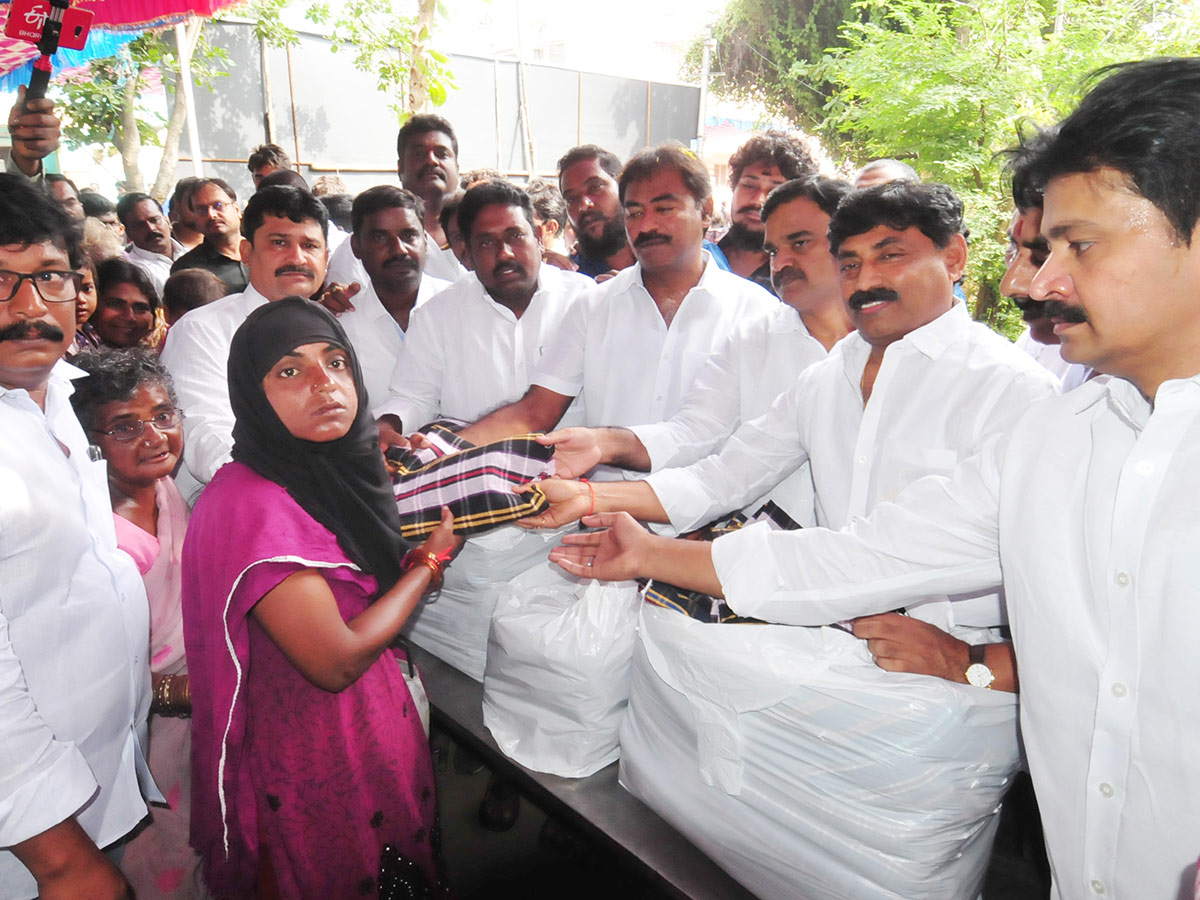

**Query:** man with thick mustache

left=458, top=142, right=777, bottom=449
left=333, top=185, right=449, bottom=406
left=713, top=130, right=816, bottom=292
left=162, top=185, right=330, bottom=499
left=371, top=179, right=591, bottom=679
left=0, top=173, right=151, bottom=900
left=326, top=116, right=467, bottom=298
left=534, top=181, right=1057, bottom=898
left=118, top=193, right=186, bottom=295
left=520, top=175, right=853, bottom=529
left=1002, top=144, right=1093, bottom=391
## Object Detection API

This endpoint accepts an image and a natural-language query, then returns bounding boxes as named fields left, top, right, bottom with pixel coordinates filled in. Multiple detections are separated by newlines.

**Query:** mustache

left=773, top=266, right=805, bottom=288
left=492, top=261, right=526, bottom=279
left=848, top=287, right=900, bottom=310
left=1042, top=299, right=1089, bottom=324
left=382, top=256, right=418, bottom=270
left=634, top=231, right=671, bottom=248
left=275, top=265, right=316, bottom=279
left=419, top=164, right=446, bottom=180
left=0, top=320, right=65, bottom=343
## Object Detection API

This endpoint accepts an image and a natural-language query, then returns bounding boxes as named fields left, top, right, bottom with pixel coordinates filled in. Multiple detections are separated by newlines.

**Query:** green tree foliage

left=683, top=0, right=858, bottom=125
left=54, top=29, right=227, bottom=194
left=810, top=0, right=1200, bottom=333
left=243, top=0, right=454, bottom=120
left=692, top=0, right=1200, bottom=335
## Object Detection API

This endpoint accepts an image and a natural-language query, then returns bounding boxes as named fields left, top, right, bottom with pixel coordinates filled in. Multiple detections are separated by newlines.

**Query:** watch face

left=966, top=662, right=995, bottom=688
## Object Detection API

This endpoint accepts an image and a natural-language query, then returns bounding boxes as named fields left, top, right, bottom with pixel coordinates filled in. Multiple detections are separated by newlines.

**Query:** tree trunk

left=972, top=277, right=1000, bottom=325
left=118, top=73, right=144, bottom=191
left=406, top=0, right=436, bottom=114
left=152, top=64, right=190, bottom=201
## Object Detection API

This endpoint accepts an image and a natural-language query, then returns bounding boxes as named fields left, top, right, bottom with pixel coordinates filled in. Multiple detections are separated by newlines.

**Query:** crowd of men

left=1, top=54, right=1197, bottom=900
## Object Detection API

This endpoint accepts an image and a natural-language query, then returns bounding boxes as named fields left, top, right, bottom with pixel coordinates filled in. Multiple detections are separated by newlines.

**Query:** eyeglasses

left=91, top=409, right=184, bottom=442
left=0, top=270, right=81, bottom=304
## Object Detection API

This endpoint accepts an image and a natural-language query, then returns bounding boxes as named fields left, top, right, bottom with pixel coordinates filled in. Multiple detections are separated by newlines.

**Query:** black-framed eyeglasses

left=91, top=409, right=184, bottom=442
left=0, top=270, right=81, bottom=304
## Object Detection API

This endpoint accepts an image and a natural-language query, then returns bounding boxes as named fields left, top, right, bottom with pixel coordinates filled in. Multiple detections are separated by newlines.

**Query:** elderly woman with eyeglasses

left=70, top=348, right=200, bottom=900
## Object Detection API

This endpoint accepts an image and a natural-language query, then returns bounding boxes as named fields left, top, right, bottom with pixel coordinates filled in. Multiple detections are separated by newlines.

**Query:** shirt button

left=1091, top=879, right=1106, bottom=894
left=1111, top=682, right=1127, bottom=698
left=857, top=456, right=867, bottom=464
left=1098, top=782, right=1114, bottom=798
left=1135, top=460, right=1154, bottom=476
left=1114, top=571, right=1130, bottom=587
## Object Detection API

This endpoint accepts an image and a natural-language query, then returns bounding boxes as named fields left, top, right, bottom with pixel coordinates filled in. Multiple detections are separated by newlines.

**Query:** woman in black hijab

left=183, top=297, right=454, bottom=900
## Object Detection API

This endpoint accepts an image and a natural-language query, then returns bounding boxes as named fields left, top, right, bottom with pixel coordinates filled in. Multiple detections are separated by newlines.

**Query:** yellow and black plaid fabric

left=385, top=421, right=555, bottom=539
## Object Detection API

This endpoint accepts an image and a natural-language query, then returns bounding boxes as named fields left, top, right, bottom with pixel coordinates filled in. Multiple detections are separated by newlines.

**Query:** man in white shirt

left=375, top=179, right=591, bottom=679
left=161, top=185, right=329, bottom=500
left=523, top=175, right=854, bottom=528
left=0, top=173, right=151, bottom=900
left=540, top=180, right=1058, bottom=898
left=326, top=115, right=467, bottom=290
left=459, top=142, right=778, bottom=450
left=331, top=186, right=447, bottom=407
left=118, top=193, right=186, bottom=295
left=556, top=59, right=1200, bottom=900
left=1002, top=146, right=1093, bottom=391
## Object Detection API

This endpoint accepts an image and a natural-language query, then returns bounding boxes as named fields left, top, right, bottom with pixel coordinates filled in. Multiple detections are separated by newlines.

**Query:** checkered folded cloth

left=385, top=421, right=555, bottom=539
left=641, top=501, right=802, bottom=625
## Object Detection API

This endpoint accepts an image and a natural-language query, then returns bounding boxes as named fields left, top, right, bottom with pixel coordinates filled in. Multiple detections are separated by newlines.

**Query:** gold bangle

left=403, top=549, right=445, bottom=588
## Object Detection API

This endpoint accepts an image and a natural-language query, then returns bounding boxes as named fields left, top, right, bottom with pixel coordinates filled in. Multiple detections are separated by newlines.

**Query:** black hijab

left=228, top=297, right=409, bottom=586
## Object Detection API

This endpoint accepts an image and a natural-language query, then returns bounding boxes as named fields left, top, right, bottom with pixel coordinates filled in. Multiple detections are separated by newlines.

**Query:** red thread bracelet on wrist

left=580, top=477, right=596, bottom=517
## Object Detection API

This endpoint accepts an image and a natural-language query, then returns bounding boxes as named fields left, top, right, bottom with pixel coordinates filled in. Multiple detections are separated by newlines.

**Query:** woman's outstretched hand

left=548, top=511, right=652, bottom=581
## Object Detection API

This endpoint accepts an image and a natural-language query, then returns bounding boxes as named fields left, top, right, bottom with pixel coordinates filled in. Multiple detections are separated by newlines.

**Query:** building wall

left=179, top=21, right=701, bottom=200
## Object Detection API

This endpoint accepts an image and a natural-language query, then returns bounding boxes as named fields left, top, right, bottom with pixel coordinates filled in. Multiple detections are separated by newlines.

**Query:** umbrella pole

left=176, top=19, right=204, bottom=177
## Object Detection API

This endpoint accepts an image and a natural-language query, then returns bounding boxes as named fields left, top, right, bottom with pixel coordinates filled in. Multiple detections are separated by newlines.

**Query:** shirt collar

left=1098, top=372, right=1200, bottom=431
left=837, top=299, right=970, bottom=378
left=0, top=357, right=84, bottom=403
left=240, top=283, right=272, bottom=310
left=769, top=304, right=812, bottom=336
left=900, top=301, right=972, bottom=359
left=628, top=248, right=718, bottom=301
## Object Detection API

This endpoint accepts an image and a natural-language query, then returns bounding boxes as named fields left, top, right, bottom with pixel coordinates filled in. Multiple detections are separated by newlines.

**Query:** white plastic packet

left=618, top=606, right=1021, bottom=900
left=482, top=561, right=642, bottom=777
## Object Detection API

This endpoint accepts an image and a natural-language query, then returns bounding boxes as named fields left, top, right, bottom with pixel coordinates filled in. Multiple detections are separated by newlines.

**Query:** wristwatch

left=965, top=643, right=995, bottom=689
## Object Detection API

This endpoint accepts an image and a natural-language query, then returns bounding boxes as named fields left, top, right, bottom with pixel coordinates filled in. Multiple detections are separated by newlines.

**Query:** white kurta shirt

left=532, top=254, right=778, bottom=433
left=376, top=263, right=591, bottom=679
left=325, top=229, right=466, bottom=290
left=711, top=373, right=1200, bottom=900
left=627, top=302, right=828, bottom=524
left=124, top=239, right=186, bottom=296
left=336, top=273, right=448, bottom=410
left=653, top=303, right=1059, bottom=628
left=1016, top=327, right=1092, bottom=389
left=377, top=264, right=591, bottom=427
left=0, top=361, right=152, bottom=899
left=160, top=285, right=269, bottom=495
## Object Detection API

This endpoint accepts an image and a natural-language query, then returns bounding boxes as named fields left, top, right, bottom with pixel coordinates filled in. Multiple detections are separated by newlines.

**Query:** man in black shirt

left=170, top=177, right=249, bottom=294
